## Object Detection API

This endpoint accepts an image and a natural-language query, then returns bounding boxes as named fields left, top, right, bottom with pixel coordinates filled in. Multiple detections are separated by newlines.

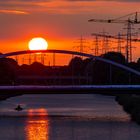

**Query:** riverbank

left=116, top=95, right=140, bottom=124
left=0, top=94, right=22, bottom=101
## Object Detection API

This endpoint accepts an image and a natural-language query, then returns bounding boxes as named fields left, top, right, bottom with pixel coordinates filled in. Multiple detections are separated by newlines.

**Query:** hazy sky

left=0, top=0, right=140, bottom=60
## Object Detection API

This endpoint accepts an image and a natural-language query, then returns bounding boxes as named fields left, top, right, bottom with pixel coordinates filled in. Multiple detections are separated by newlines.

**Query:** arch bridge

left=0, top=49, right=140, bottom=94
left=0, top=49, right=140, bottom=76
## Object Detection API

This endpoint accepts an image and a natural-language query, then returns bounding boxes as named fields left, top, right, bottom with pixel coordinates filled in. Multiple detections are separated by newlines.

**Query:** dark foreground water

left=0, top=94, right=140, bottom=140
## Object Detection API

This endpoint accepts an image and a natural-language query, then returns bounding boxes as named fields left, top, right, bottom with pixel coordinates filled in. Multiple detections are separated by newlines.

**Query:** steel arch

left=0, top=49, right=140, bottom=76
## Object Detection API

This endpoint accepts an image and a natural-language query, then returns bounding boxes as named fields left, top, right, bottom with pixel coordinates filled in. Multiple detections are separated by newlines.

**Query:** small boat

left=14, top=105, right=23, bottom=111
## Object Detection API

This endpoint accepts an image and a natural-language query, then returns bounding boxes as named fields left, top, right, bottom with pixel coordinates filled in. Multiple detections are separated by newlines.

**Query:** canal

left=0, top=94, right=139, bottom=140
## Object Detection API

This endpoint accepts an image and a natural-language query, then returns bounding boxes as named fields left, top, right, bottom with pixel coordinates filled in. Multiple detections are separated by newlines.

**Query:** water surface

left=0, top=94, right=139, bottom=140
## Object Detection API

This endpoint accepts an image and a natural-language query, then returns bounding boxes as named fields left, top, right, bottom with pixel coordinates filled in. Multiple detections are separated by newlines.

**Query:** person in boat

left=15, top=105, right=23, bottom=111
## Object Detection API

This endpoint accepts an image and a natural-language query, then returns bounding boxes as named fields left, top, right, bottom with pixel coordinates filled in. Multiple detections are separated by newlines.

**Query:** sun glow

left=25, top=109, right=49, bottom=140
left=29, top=37, right=48, bottom=50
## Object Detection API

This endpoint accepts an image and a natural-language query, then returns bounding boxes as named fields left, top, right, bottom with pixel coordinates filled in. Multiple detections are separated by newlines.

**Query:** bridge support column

left=53, top=53, right=55, bottom=66
left=15, top=56, right=18, bottom=64
left=109, top=64, right=112, bottom=84
left=29, top=54, right=31, bottom=65
left=129, top=72, right=132, bottom=84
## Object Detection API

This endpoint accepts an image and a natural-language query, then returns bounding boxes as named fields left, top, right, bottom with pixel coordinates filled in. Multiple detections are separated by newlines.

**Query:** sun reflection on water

left=25, top=108, right=49, bottom=140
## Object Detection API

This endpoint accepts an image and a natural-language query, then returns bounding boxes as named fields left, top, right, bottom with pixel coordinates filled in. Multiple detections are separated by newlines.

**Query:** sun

left=28, top=37, right=48, bottom=50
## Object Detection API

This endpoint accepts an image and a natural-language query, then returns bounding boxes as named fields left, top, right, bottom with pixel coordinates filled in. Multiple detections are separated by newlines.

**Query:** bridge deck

left=0, top=85, right=140, bottom=94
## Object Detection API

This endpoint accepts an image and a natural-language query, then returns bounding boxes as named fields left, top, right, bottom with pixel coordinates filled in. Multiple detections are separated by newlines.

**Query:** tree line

left=0, top=52, right=140, bottom=85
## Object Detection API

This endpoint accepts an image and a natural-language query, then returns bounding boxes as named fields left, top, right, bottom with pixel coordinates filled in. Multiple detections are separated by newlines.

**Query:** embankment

left=116, top=95, right=140, bottom=124
left=0, top=94, right=22, bottom=101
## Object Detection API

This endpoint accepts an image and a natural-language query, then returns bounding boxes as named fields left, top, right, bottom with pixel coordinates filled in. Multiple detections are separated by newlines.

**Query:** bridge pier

left=109, top=64, right=112, bottom=84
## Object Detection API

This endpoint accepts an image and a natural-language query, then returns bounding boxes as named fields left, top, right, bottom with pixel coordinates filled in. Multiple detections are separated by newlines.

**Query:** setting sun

left=29, top=37, right=48, bottom=50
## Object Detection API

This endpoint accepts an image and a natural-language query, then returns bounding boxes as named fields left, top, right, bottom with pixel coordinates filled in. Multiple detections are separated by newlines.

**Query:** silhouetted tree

left=85, top=52, right=133, bottom=84
left=102, top=52, right=126, bottom=64
left=68, top=57, right=84, bottom=75
left=0, top=58, right=18, bottom=85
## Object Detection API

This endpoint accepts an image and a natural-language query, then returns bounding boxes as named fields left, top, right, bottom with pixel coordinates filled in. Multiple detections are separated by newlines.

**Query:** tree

left=0, top=58, right=19, bottom=85
left=68, top=57, right=84, bottom=75
left=102, top=52, right=126, bottom=64
left=86, top=52, right=130, bottom=84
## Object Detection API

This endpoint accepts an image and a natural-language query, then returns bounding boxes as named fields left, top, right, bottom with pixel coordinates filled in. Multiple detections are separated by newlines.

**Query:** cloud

left=0, top=0, right=96, bottom=14
left=0, top=10, right=29, bottom=15
left=0, top=0, right=139, bottom=15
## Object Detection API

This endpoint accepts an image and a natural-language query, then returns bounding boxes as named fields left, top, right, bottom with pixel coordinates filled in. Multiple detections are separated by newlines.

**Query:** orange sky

left=0, top=0, right=140, bottom=64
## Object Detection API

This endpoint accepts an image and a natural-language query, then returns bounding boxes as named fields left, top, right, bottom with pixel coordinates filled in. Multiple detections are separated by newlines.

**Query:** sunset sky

left=0, top=0, right=140, bottom=62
